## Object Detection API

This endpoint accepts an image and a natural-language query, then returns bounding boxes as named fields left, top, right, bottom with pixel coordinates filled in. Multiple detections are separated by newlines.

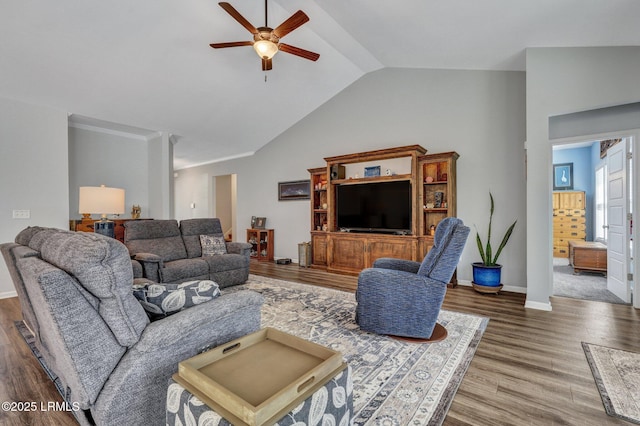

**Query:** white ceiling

left=1, top=0, right=639, bottom=169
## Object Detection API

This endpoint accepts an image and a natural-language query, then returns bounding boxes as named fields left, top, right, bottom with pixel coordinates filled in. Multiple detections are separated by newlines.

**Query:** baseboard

left=0, top=290, right=17, bottom=299
left=524, top=299, right=553, bottom=311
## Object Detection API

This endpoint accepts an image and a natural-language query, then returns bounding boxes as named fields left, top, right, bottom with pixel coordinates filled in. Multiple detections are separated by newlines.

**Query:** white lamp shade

left=79, top=186, right=125, bottom=215
left=253, top=40, right=279, bottom=59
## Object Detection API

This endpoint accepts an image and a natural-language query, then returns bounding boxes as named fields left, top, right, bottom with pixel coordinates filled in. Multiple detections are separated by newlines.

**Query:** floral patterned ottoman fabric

left=166, top=365, right=352, bottom=426
left=132, top=280, right=220, bottom=320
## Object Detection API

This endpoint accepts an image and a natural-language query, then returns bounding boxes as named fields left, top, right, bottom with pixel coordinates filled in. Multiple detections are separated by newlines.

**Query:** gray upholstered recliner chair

left=355, top=217, right=470, bottom=340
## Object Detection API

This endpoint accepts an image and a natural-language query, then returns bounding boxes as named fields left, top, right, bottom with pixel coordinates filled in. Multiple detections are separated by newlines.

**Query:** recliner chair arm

left=372, top=257, right=421, bottom=274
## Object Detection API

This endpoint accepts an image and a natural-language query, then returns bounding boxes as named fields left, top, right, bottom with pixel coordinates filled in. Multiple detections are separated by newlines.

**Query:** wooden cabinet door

left=328, top=235, right=366, bottom=274
left=311, top=234, right=328, bottom=266
left=367, top=237, right=415, bottom=266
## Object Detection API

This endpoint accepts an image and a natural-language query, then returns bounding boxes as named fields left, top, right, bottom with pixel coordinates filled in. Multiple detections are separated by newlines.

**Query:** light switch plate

left=12, top=209, right=30, bottom=219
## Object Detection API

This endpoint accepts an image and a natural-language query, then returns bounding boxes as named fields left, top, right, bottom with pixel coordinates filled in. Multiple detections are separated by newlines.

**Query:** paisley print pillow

left=132, top=280, right=220, bottom=320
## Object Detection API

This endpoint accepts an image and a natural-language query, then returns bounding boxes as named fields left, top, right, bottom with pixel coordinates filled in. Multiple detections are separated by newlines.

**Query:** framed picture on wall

left=278, top=180, right=311, bottom=201
left=553, top=163, right=573, bottom=190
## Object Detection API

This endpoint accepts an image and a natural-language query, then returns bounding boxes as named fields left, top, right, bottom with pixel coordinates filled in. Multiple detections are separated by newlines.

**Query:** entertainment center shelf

left=330, top=174, right=412, bottom=185
left=308, top=146, right=459, bottom=279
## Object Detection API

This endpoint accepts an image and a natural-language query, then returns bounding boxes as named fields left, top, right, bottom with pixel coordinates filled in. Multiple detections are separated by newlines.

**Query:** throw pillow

left=200, top=234, right=227, bottom=256
left=132, top=280, right=220, bottom=320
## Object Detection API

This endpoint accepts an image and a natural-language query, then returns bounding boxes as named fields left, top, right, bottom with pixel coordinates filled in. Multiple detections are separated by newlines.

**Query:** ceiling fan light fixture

left=253, top=40, right=278, bottom=59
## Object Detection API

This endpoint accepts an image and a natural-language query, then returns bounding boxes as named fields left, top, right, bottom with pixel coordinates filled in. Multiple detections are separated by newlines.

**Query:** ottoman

left=166, top=365, right=353, bottom=426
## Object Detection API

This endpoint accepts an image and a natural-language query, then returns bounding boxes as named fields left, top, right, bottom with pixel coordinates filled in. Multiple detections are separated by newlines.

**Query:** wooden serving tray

left=176, top=327, right=345, bottom=426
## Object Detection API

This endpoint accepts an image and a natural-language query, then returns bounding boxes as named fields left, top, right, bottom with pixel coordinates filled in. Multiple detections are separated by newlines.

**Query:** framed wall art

left=553, top=163, right=573, bottom=190
left=278, top=180, right=310, bottom=201
left=364, top=166, right=381, bottom=177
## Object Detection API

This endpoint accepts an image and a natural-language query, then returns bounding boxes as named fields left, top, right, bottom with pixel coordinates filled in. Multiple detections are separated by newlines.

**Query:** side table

left=568, top=240, right=607, bottom=275
left=166, top=365, right=352, bottom=426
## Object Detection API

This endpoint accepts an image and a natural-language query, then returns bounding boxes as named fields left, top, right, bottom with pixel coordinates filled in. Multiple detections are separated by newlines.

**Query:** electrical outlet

left=12, top=209, right=30, bottom=219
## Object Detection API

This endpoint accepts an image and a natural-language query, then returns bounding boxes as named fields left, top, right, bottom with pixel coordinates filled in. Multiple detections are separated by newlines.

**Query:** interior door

left=606, top=139, right=631, bottom=302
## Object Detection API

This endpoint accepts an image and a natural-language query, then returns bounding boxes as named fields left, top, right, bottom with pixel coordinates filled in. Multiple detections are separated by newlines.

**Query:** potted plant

left=472, top=193, right=517, bottom=290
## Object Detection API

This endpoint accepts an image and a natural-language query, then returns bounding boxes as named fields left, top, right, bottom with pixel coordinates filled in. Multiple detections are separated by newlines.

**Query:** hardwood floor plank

left=0, top=260, right=637, bottom=425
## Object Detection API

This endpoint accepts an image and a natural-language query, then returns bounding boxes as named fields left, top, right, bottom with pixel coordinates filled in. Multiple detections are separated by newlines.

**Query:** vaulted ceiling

left=1, top=0, right=639, bottom=169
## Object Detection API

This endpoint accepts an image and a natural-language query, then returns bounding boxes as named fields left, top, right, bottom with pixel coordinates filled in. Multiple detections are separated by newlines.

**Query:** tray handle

left=297, top=375, right=316, bottom=393
left=222, top=342, right=241, bottom=354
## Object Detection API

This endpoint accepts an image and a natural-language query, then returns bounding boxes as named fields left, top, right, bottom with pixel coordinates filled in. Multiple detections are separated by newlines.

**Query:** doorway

left=551, top=135, right=634, bottom=305
left=212, top=174, right=237, bottom=241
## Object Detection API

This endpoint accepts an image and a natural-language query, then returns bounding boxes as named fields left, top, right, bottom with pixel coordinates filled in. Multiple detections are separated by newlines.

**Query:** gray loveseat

left=125, top=218, right=251, bottom=288
left=1, top=226, right=263, bottom=426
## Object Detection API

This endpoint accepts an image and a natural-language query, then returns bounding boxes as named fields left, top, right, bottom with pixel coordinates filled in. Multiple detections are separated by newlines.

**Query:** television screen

left=336, top=180, right=412, bottom=233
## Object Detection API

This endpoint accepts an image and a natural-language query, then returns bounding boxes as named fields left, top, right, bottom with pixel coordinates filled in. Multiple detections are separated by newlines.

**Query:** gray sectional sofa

left=1, top=226, right=263, bottom=426
left=125, top=218, right=251, bottom=288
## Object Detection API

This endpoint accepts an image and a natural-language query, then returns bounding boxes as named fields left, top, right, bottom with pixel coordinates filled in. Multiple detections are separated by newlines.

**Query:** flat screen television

left=336, top=180, right=412, bottom=234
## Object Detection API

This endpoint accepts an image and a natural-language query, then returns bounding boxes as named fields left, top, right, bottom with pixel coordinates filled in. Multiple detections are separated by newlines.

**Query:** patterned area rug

left=583, top=342, right=640, bottom=424
left=224, top=275, right=489, bottom=425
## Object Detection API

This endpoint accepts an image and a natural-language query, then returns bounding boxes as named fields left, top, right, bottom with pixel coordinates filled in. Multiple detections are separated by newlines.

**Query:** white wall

left=525, top=46, right=640, bottom=309
left=147, top=133, right=175, bottom=219
left=68, top=126, right=150, bottom=219
left=0, top=97, right=69, bottom=296
left=175, top=68, right=527, bottom=288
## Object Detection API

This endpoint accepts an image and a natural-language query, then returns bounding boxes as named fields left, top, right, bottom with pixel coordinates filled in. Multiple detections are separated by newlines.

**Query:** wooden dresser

left=71, top=218, right=151, bottom=243
left=552, top=191, right=586, bottom=257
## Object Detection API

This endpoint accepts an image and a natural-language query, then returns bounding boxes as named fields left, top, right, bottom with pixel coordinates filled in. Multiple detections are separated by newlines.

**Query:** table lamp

left=79, top=185, right=125, bottom=238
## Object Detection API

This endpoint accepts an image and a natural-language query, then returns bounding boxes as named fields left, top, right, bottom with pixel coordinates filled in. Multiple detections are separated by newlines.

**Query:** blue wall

left=553, top=144, right=598, bottom=240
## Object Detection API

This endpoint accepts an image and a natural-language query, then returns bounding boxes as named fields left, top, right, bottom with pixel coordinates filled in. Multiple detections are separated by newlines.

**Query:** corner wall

left=175, top=68, right=527, bottom=289
left=526, top=46, right=640, bottom=309
left=68, top=126, right=150, bottom=219
left=0, top=97, right=69, bottom=297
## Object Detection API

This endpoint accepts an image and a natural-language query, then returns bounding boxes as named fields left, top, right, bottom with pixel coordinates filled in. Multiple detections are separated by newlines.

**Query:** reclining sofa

left=125, top=218, right=251, bottom=288
left=1, top=226, right=263, bottom=426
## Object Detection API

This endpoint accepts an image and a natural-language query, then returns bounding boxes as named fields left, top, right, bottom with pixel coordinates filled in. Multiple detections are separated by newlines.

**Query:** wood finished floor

left=1, top=261, right=638, bottom=425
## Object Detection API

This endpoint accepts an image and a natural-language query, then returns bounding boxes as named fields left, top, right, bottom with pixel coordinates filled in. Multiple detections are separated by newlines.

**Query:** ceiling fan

left=210, top=1, right=320, bottom=71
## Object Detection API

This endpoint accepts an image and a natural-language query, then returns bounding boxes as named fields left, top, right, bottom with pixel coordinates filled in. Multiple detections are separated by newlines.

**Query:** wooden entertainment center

left=308, top=145, right=458, bottom=277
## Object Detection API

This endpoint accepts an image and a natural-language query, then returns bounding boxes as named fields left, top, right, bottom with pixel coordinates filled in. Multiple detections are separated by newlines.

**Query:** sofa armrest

left=91, top=290, right=264, bottom=425
left=133, top=253, right=163, bottom=282
left=131, top=259, right=143, bottom=279
left=133, top=290, right=263, bottom=352
left=226, top=241, right=252, bottom=256
left=372, top=257, right=421, bottom=274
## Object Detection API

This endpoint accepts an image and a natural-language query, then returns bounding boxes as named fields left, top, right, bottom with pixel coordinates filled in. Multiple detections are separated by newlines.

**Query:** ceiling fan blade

left=218, top=2, right=258, bottom=34
left=262, top=57, right=273, bottom=71
left=210, top=41, right=253, bottom=49
left=279, top=43, right=319, bottom=61
left=273, top=10, right=309, bottom=38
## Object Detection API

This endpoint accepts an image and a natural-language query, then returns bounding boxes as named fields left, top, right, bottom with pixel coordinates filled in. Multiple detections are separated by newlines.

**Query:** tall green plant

left=475, top=193, right=517, bottom=266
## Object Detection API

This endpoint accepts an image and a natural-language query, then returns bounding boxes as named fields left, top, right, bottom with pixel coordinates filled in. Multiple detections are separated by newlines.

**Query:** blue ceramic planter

left=472, top=262, right=502, bottom=287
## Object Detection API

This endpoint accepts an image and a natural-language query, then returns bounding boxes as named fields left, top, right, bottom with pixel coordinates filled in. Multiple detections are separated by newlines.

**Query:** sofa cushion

left=37, top=230, right=149, bottom=347
left=132, top=280, right=220, bottom=319
left=124, top=220, right=187, bottom=262
left=161, top=258, right=210, bottom=283
left=203, top=253, right=249, bottom=273
left=180, top=218, right=224, bottom=258
left=200, top=235, right=227, bottom=256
